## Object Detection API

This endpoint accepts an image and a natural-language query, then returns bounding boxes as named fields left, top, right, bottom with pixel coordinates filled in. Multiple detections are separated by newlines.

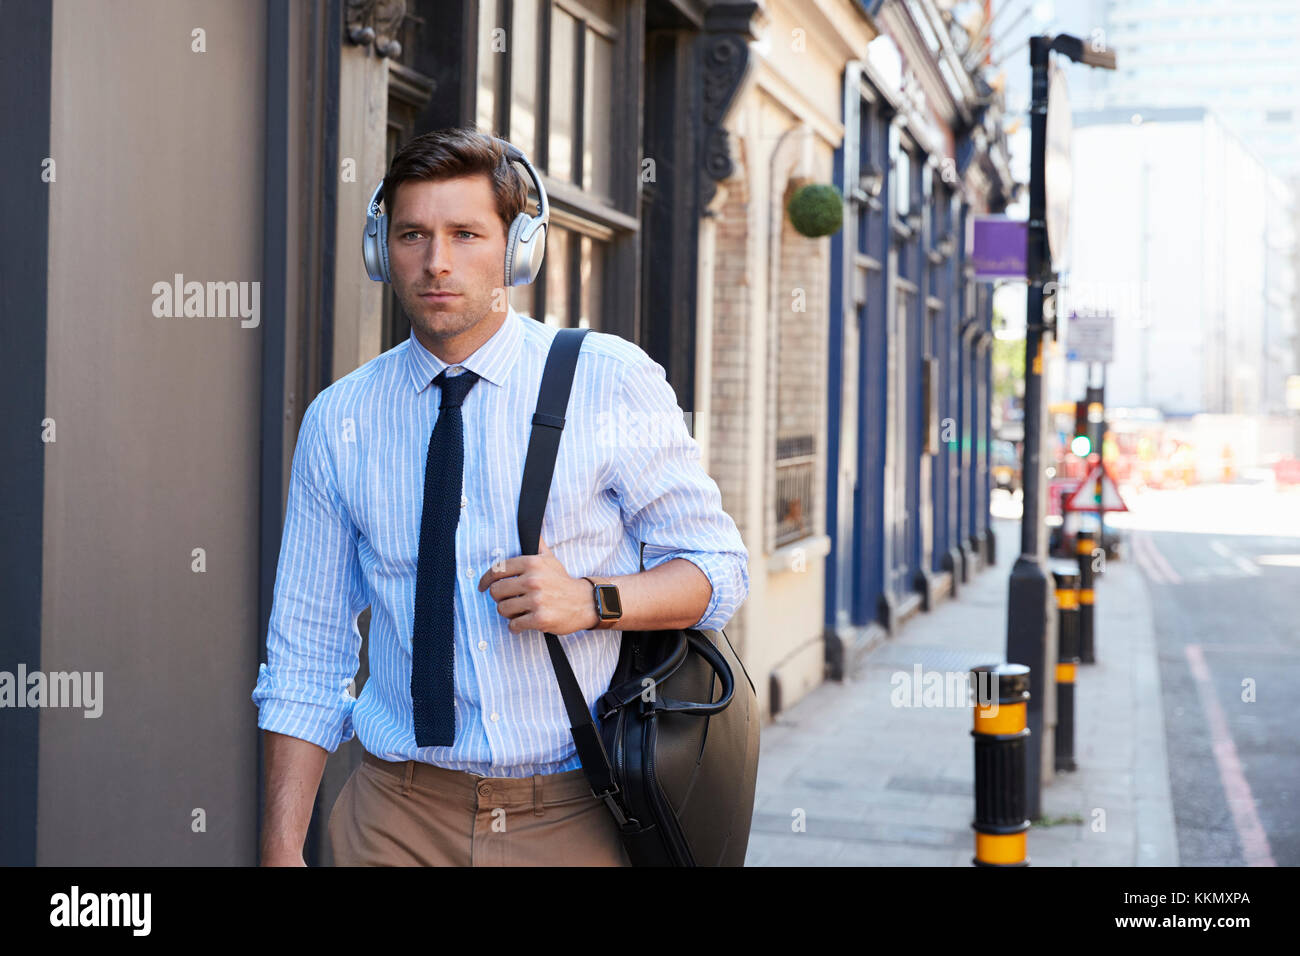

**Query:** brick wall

left=709, top=134, right=753, bottom=651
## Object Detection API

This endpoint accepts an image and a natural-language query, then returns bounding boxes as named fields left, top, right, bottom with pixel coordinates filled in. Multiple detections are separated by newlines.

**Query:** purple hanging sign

left=971, top=215, right=1027, bottom=281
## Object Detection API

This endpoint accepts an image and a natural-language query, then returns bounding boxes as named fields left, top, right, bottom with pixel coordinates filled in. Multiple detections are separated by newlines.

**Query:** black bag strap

left=516, top=327, right=638, bottom=828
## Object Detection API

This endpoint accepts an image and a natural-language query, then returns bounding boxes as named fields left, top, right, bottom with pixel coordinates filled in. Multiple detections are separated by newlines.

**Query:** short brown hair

left=382, top=127, right=529, bottom=235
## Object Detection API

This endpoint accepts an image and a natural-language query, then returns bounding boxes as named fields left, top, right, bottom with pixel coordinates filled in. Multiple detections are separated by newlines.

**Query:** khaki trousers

left=327, top=750, right=632, bottom=866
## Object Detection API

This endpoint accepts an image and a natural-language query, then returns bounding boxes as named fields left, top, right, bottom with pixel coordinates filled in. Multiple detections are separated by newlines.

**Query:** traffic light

left=1072, top=400, right=1091, bottom=457
left=1086, top=386, right=1105, bottom=456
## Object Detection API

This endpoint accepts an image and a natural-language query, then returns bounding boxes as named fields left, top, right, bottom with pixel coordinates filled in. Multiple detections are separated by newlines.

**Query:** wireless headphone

left=362, top=135, right=549, bottom=287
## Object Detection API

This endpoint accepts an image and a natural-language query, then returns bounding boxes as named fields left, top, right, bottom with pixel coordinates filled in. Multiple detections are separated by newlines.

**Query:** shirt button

left=490, top=712, right=500, bottom=722
left=478, top=640, right=487, bottom=650
left=460, top=494, right=468, bottom=509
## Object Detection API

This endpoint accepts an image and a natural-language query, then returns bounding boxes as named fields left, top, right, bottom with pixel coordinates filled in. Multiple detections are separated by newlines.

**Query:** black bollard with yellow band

left=970, top=663, right=1032, bottom=866
left=1075, top=531, right=1097, bottom=664
left=1052, top=567, right=1080, bottom=772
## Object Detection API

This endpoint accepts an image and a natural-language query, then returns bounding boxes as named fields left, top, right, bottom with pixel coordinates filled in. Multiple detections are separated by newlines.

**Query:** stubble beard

left=396, top=284, right=492, bottom=347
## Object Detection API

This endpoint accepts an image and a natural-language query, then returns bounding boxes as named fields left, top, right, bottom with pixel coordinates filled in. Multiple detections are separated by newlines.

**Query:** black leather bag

left=516, top=327, right=760, bottom=866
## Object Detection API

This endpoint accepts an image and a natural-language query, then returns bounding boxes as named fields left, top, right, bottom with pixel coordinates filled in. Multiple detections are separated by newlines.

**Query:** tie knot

left=434, top=368, right=480, bottom=408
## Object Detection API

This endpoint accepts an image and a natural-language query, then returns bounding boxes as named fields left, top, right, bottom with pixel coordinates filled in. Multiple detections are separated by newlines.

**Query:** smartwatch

left=582, top=576, right=622, bottom=629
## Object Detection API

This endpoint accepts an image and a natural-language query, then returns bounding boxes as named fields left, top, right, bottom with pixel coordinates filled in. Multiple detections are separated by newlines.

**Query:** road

left=1112, top=479, right=1300, bottom=866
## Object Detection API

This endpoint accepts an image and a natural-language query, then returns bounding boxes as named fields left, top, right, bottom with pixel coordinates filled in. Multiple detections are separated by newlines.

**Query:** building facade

left=823, top=1, right=1012, bottom=677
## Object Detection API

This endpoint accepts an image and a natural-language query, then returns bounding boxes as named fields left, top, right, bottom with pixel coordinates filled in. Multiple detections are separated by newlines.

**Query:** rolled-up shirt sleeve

left=251, top=399, right=368, bottom=752
left=608, top=353, right=750, bottom=631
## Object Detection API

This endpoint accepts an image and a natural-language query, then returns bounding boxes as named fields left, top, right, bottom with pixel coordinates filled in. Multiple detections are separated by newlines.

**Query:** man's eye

left=401, top=231, right=422, bottom=240
left=456, top=231, right=476, bottom=239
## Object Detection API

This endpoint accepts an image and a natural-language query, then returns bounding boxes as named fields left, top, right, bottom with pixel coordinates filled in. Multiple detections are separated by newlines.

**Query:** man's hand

left=477, top=538, right=597, bottom=635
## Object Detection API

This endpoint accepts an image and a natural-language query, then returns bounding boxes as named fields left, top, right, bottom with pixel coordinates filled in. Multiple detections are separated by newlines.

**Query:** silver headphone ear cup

left=363, top=216, right=380, bottom=281
left=516, top=221, right=545, bottom=285
left=362, top=179, right=390, bottom=283
left=515, top=233, right=536, bottom=285
left=378, top=214, right=390, bottom=283
left=528, top=223, right=546, bottom=283
left=505, top=213, right=527, bottom=287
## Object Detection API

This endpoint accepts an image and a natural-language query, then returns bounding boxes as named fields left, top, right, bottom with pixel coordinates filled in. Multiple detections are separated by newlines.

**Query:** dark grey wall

left=37, top=0, right=267, bottom=865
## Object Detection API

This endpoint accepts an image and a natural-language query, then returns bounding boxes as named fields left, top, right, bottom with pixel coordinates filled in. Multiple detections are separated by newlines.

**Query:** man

left=251, top=128, right=749, bottom=866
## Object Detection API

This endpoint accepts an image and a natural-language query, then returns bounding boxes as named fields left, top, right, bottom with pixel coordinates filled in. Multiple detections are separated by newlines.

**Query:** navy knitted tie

left=411, top=367, right=481, bottom=748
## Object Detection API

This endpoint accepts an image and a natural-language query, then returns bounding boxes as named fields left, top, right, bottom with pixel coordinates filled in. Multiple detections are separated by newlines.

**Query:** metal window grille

left=775, top=434, right=816, bottom=547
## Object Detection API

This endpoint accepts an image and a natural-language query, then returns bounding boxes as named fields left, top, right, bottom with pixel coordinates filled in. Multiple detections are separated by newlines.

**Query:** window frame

left=476, top=0, right=641, bottom=334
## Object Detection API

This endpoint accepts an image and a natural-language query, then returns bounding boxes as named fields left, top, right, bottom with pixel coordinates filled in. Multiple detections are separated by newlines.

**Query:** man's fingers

left=507, top=613, right=547, bottom=634
left=486, top=575, right=530, bottom=601
left=495, top=596, right=532, bottom=620
left=478, top=556, right=524, bottom=591
left=478, top=553, right=551, bottom=591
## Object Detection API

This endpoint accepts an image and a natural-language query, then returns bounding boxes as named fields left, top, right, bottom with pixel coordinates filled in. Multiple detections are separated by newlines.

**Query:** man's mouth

left=419, top=291, right=461, bottom=299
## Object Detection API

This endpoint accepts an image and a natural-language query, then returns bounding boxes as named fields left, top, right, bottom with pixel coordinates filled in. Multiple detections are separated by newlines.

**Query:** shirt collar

left=405, top=304, right=523, bottom=393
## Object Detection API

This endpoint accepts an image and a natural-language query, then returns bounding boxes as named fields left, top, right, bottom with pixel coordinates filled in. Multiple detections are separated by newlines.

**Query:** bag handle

left=655, top=631, right=736, bottom=716
left=596, top=631, right=691, bottom=718
left=598, top=630, right=734, bottom=718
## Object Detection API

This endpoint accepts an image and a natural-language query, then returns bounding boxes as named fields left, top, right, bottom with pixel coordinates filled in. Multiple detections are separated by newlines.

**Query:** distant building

left=1057, top=107, right=1295, bottom=417
left=992, top=0, right=1300, bottom=419
left=1097, top=0, right=1300, bottom=181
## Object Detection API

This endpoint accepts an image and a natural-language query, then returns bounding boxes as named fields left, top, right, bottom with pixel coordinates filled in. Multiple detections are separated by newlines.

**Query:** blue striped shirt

left=251, top=304, right=749, bottom=777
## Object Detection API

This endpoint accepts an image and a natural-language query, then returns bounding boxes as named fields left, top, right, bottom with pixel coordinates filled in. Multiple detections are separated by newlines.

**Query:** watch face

left=597, top=585, right=622, bottom=619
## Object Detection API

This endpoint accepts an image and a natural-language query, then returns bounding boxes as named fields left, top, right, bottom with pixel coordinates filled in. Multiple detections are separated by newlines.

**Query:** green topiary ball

left=786, top=183, right=843, bottom=237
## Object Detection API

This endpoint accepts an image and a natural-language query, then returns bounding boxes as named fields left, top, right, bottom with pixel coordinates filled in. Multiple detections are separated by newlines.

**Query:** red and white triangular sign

left=1064, top=461, right=1129, bottom=512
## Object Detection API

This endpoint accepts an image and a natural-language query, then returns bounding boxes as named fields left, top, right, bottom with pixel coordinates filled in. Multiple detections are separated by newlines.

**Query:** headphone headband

left=367, top=138, right=547, bottom=234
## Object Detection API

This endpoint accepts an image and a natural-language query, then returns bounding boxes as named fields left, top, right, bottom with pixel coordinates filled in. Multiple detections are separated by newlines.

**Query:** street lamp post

left=1007, top=34, right=1115, bottom=821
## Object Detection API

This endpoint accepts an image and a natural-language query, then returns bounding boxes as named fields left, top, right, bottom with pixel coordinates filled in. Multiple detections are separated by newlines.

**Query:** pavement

left=744, top=514, right=1180, bottom=866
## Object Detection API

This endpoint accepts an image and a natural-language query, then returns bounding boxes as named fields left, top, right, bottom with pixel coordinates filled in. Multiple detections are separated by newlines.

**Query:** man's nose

left=423, top=235, right=451, bottom=274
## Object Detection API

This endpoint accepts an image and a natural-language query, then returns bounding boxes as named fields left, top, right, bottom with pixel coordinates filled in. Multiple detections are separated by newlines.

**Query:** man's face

left=386, top=173, right=507, bottom=350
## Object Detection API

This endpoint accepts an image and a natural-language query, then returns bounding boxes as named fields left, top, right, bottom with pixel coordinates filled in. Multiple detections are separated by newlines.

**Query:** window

left=775, top=435, right=816, bottom=547
left=772, top=173, right=823, bottom=548
left=550, top=0, right=618, bottom=201
left=536, top=223, right=605, bottom=329
left=895, top=149, right=911, bottom=219
left=895, top=143, right=923, bottom=283
left=475, top=0, right=500, bottom=133
left=509, top=0, right=541, bottom=159
left=582, top=23, right=615, bottom=200
left=476, top=0, right=631, bottom=331
left=544, top=224, right=570, bottom=327
left=549, top=6, right=578, bottom=184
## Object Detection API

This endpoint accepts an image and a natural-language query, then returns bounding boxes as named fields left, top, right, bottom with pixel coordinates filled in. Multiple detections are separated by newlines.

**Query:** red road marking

left=1184, top=644, right=1277, bottom=867
left=1133, top=531, right=1181, bottom=585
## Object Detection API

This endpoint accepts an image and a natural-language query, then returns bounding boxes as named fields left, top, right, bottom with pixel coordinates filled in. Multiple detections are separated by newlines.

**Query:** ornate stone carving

left=345, top=0, right=406, bottom=58
left=698, top=3, right=759, bottom=211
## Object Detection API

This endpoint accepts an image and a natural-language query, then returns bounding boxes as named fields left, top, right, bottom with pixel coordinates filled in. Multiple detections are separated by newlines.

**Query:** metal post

left=1005, top=31, right=1115, bottom=820
left=1005, top=34, right=1057, bottom=821
left=1052, top=567, right=1080, bottom=772
left=1076, top=530, right=1097, bottom=664
left=1097, top=366, right=1110, bottom=557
